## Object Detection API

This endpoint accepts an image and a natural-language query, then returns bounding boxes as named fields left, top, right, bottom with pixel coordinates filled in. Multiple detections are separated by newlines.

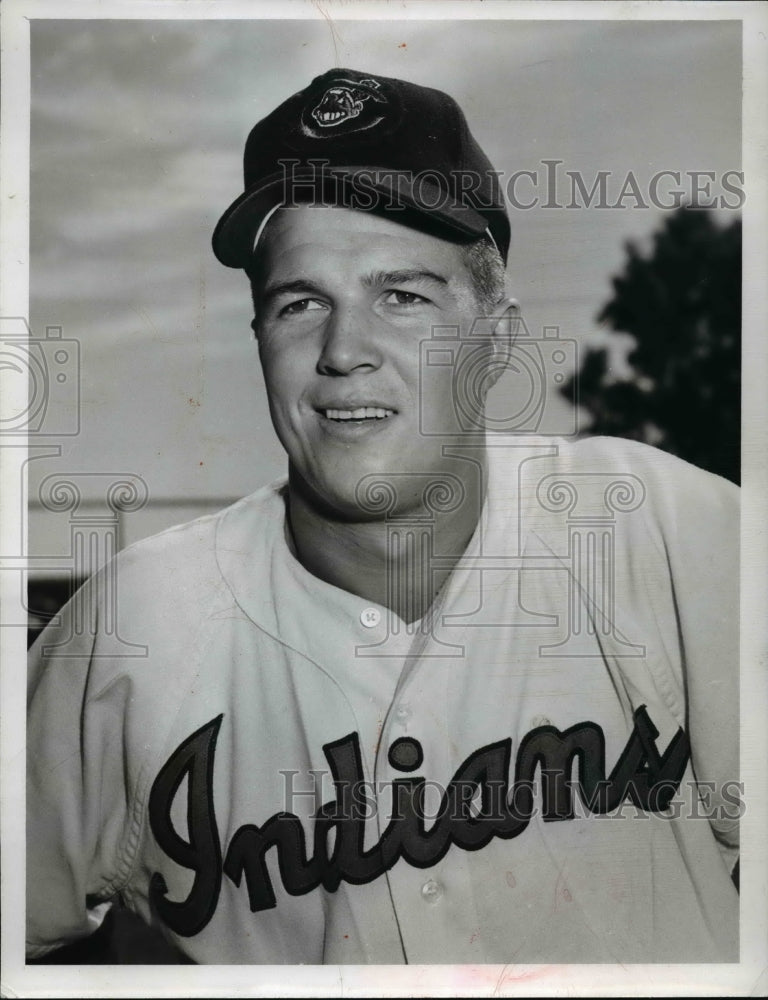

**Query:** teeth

left=324, top=407, right=394, bottom=420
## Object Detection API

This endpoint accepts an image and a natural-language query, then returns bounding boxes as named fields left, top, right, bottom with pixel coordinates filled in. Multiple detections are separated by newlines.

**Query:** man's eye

left=383, top=290, right=429, bottom=306
left=279, top=298, right=325, bottom=317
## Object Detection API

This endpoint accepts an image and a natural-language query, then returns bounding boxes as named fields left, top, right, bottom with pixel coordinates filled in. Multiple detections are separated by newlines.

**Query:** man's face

left=252, top=205, right=501, bottom=519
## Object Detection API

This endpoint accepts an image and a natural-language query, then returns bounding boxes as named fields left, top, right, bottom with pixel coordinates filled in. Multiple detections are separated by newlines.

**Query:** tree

left=562, top=208, right=741, bottom=484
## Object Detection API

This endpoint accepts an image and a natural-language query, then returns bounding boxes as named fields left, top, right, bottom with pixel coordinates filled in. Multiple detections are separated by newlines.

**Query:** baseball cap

left=212, top=68, right=511, bottom=269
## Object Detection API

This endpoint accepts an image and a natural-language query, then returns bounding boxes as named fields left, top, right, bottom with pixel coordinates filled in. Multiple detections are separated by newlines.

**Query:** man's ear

left=490, top=297, right=521, bottom=349
left=484, top=298, right=521, bottom=392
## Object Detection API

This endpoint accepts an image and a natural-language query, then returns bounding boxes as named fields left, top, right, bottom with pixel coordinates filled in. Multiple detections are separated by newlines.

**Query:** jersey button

left=360, top=607, right=381, bottom=628
left=421, top=879, right=444, bottom=903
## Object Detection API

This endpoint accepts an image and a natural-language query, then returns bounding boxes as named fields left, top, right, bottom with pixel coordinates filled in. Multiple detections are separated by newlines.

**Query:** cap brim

left=212, top=166, right=490, bottom=269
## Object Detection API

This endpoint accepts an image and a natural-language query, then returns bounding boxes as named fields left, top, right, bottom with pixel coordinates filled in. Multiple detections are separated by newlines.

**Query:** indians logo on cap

left=301, top=76, right=388, bottom=138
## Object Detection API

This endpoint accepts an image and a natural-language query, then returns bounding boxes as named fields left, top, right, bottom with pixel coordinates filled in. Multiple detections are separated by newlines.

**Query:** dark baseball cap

left=212, top=68, right=511, bottom=269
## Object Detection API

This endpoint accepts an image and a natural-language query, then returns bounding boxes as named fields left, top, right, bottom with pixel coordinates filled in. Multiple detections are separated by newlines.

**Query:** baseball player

left=27, top=69, right=739, bottom=964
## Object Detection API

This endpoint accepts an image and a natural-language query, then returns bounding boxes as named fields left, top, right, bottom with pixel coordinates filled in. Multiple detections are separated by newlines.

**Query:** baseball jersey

left=26, top=435, right=740, bottom=964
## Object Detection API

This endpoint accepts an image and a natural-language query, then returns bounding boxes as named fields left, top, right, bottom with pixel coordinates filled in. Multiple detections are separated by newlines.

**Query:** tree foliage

left=561, top=208, right=741, bottom=483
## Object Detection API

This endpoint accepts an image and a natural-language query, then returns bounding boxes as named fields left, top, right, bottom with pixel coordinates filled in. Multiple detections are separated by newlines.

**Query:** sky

left=25, top=14, right=742, bottom=555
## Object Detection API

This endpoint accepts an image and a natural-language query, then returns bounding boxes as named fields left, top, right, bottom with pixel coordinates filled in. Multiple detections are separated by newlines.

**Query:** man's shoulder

left=104, top=480, right=287, bottom=606
left=116, top=480, right=285, bottom=568
left=536, top=434, right=739, bottom=509
left=559, top=435, right=727, bottom=482
left=503, top=434, right=738, bottom=551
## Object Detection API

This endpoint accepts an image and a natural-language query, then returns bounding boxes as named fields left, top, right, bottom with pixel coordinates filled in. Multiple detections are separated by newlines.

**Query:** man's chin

left=302, top=477, right=400, bottom=523
left=291, top=463, right=470, bottom=524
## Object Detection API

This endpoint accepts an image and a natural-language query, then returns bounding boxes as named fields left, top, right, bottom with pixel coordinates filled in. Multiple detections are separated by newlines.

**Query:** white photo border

left=2, top=1, right=766, bottom=996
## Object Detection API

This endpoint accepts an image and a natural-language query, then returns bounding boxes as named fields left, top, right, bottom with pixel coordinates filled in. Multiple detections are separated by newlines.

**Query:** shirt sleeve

left=26, top=569, right=142, bottom=958
left=655, top=453, right=741, bottom=853
left=570, top=437, right=740, bottom=860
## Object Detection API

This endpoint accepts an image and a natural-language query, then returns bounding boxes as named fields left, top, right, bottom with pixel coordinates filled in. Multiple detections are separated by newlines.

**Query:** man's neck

left=286, top=459, right=487, bottom=624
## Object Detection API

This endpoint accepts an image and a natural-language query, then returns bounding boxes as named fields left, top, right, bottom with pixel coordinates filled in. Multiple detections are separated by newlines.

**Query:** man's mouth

left=321, top=407, right=395, bottom=421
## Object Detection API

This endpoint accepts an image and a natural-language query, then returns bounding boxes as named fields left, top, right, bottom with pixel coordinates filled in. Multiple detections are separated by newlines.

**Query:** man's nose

left=317, top=305, right=385, bottom=376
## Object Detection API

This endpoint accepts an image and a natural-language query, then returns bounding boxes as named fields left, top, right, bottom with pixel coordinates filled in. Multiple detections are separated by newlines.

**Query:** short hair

left=460, top=236, right=507, bottom=315
left=248, top=228, right=506, bottom=321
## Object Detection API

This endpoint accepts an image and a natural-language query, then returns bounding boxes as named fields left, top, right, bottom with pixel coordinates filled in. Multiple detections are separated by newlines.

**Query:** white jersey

left=27, top=435, right=740, bottom=964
